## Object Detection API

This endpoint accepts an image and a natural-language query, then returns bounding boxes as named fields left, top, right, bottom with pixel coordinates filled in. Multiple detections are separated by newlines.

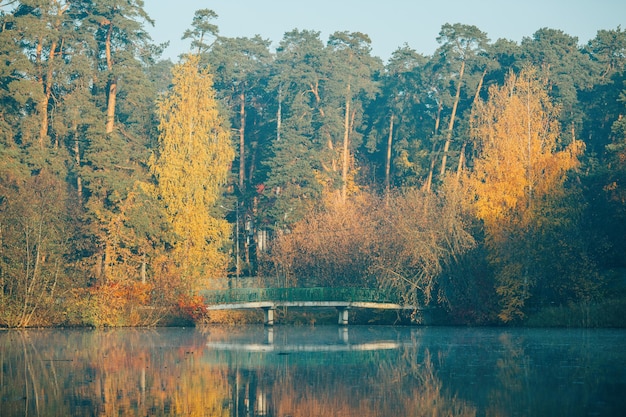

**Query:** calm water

left=1, top=326, right=625, bottom=416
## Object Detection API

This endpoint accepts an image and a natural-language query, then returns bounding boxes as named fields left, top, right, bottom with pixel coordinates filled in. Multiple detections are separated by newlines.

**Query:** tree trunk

left=425, top=101, right=443, bottom=192
left=276, top=85, right=282, bottom=141
left=35, top=3, right=69, bottom=148
left=385, top=114, right=394, bottom=197
left=73, top=117, right=83, bottom=201
left=105, top=24, right=116, bottom=134
left=341, top=84, right=351, bottom=202
left=439, top=59, right=465, bottom=178
left=248, top=141, right=257, bottom=191
left=37, top=48, right=53, bottom=147
left=455, top=141, right=467, bottom=181
left=106, top=79, right=117, bottom=134
left=456, top=69, right=486, bottom=181
left=473, top=68, right=486, bottom=103
left=103, top=244, right=113, bottom=283
left=310, top=81, right=336, bottom=172
left=141, top=253, right=146, bottom=284
left=239, top=91, right=246, bottom=192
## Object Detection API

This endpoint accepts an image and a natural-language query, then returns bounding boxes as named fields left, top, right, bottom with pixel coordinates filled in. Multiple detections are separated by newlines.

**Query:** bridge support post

left=263, top=307, right=275, bottom=326
left=337, top=307, right=350, bottom=326
left=339, top=326, right=349, bottom=343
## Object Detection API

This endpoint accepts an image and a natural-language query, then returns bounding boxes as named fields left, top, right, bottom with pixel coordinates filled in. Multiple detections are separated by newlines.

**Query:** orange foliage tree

left=466, top=66, right=595, bottom=322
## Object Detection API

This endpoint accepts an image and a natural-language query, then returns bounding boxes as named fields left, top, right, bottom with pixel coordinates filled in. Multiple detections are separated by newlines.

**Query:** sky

left=144, top=0, right=625, bottom=62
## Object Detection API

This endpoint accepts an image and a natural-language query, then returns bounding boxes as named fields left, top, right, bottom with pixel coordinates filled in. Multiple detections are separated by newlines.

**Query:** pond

left=1, top=326, right=625, bottom=416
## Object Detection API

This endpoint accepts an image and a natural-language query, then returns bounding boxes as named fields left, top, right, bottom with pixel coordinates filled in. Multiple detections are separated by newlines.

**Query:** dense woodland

left=1, top=1, right=625, bottom=327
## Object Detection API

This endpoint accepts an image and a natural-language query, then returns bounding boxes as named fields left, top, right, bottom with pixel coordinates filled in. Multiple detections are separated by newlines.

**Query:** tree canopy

left=0, top=2, right=624, bottom=327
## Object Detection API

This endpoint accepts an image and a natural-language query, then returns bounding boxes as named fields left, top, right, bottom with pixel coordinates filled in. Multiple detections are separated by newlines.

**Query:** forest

left=0, top=1, right=625, bottom=328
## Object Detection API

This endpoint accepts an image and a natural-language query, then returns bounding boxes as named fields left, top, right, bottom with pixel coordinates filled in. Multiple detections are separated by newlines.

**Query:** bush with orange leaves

left=268, top=188, right=475, bottom=315
left=69, top=281, right=166, bottom=327
left=176, top=294, right=208, bottom=323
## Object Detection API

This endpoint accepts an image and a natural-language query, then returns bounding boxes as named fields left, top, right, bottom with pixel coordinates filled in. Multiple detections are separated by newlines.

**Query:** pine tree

left=327, top=31, right=381, bottom=202
left=434, top=23, right=490, bottom=180
left=262, top=30, right=329, bottom=227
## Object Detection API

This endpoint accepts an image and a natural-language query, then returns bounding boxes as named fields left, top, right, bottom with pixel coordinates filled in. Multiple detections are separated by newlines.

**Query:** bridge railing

left=201, top=287, right=400, bottom=305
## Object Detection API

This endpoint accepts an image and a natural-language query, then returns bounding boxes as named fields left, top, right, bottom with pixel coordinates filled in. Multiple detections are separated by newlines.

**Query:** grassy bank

left=524, top=269, right=626, bottom=328
left=524, top=298, right=626, bottom=328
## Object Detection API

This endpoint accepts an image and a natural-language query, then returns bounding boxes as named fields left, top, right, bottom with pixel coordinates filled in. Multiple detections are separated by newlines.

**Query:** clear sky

left=144, top=0, right=625, bottom=62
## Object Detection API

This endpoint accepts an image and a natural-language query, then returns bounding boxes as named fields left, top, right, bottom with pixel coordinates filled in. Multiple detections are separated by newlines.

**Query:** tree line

left=0, top=2, right=625, bottom=327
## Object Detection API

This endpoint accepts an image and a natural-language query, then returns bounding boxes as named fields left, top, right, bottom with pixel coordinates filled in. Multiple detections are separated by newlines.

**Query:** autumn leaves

left=150, top=56, right=234, bottom=293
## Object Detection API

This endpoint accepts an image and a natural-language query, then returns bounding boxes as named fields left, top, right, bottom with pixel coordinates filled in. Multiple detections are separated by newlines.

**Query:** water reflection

left=0, top=326, right=625, bottom=416
left=203, top=326, right=475, bottom=417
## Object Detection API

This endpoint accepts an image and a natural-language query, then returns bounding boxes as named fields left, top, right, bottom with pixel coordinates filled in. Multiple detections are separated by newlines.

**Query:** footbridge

left=201, top=287, right=416, bottom=325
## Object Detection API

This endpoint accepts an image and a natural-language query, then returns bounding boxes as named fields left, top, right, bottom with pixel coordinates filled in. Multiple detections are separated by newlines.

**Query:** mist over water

left=1, top=326, right=625, bottom=416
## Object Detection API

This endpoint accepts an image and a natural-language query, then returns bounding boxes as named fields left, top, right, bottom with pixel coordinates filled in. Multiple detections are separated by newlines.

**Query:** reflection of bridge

left=207, top=328, right=401, bottom=353
left=203, top=326, right=421, bottom=417
left=201, top=287, right=416, bottom=325
left=203, top=326, right=419, bottom=368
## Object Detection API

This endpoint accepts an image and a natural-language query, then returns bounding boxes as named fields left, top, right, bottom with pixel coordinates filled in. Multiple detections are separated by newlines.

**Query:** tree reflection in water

left=1, top=329, right=230, bottom=416
left=203, top=326, right=475, bottom=417
left=1, top=327, right=624, bottom=416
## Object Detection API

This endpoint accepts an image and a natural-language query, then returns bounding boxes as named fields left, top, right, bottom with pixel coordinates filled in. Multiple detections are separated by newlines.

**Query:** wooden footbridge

left=201, top=287, right=416, bottom=325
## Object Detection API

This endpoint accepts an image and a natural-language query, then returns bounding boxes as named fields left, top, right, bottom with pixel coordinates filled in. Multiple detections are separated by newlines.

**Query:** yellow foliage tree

left=150, top=55, right=234, bottom=292
left=467, top=66, right=584, bottom=322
